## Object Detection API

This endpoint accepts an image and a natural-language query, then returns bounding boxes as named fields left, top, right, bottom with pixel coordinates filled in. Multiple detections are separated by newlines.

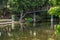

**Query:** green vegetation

left=54, top=24, right=60, bottom=34
left=0, top=0, right=60, bottom=40
left=48, top=6, right=60, bottom=16
left=48, top=0, right=60, bottom=34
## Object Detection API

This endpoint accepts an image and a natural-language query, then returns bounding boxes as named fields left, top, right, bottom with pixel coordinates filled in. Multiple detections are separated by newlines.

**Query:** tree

left=48, top=0, right=60, bottom=16
left=0, top=0, right=49, bottom=30
left=48, top=6, right=60, bottom=16
left=5, top=0, right=47, bottom=30
left=48, top=0, right=60, bottom=34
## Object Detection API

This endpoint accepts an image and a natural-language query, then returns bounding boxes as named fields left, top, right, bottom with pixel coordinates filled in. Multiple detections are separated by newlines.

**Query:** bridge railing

left=0, top=15, right=15, bottom=29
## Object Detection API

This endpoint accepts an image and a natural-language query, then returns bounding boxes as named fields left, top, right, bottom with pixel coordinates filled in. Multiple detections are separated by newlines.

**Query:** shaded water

left=0, top=26, right=54, bottom=40
left=0, top=21, right=59, bottom=40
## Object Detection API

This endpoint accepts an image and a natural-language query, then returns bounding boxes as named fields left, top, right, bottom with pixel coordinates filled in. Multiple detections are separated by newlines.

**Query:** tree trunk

left=20, top=10, right=23, bottom=31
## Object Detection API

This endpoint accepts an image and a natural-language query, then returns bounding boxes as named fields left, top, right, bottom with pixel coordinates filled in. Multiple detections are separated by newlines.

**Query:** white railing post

left=51, top=15, right=53, bottom=29
left=12, top=15, right=15, bottom=29
left=33, top=13, right=36, bottom=27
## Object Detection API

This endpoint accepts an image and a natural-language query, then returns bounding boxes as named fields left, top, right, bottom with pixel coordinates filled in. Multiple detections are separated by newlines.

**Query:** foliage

left=48, top=0, right=60, bottom=17
left=49, top=0, right=60, bottom=5
left=14, top=15, right=19, bottom=21
left=54, top=24, right=60, bottom=34
left=6, top=0, right=47, bottom=12
left=25, top=17, right=32, bottom=22
left=24, top=17, right=33, bottom=26
left=48, top=0, right=60, bottom=35
left=48, top=6, right=60, bottom=17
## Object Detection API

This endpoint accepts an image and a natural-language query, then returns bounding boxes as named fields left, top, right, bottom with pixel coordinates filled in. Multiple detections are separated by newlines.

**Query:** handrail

left=0, top=19, right=12, bottom=21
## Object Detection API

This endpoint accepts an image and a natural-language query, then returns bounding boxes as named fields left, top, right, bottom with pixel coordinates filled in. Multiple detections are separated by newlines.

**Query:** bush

left=54, top=24, right=60, bottom=35
left=14, top=15, right=19, bottom=21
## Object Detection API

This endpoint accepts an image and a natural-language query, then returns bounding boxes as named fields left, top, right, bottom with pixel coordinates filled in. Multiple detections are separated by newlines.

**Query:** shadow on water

left=0, top=26, right=55, bottom=40
left=0, top=22, right=57, bottom=40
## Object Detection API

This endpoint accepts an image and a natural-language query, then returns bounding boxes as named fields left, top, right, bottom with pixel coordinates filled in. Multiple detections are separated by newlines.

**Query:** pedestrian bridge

left=0, top=19, right=16, bottom=29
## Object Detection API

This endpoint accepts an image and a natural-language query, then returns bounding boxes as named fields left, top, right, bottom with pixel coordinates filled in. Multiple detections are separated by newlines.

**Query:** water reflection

left=33, top=31, right=36, bottom=37
left=0, top=25, right=54, bottom=40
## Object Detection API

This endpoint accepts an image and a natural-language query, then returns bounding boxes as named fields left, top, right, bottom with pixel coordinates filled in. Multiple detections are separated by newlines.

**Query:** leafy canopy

left=49, top=0, right=60, bottom=5
left=6, top=0, right=46, bottom=12
left=48, top=6, right=60, bottom=17
left=48, top=0, right=60, bottom=35
left=48, top=0, right=60, bottom=17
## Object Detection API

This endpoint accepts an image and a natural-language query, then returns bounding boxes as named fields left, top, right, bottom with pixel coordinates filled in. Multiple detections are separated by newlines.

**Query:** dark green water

left=0, top=27, right=55, bottom=40
left=0, top=22, right=59, bottom=40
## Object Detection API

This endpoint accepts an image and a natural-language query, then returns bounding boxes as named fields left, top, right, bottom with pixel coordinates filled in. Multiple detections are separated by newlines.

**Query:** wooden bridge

left=0, top=19, right=11, bottom=24
left=0, top=18, right=18, bottom=29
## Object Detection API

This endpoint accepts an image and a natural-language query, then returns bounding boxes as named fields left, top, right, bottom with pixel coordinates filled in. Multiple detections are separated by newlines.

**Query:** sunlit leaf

left=48, top=6, right=60, bottom=17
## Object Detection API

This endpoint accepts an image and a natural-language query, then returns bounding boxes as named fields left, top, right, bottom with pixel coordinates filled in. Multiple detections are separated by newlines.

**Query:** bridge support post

left=33, top=13, right=36, bottom=27
left=12, top=15, right=15, bottom=29
left=51, top=15, right=53, bottom=29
